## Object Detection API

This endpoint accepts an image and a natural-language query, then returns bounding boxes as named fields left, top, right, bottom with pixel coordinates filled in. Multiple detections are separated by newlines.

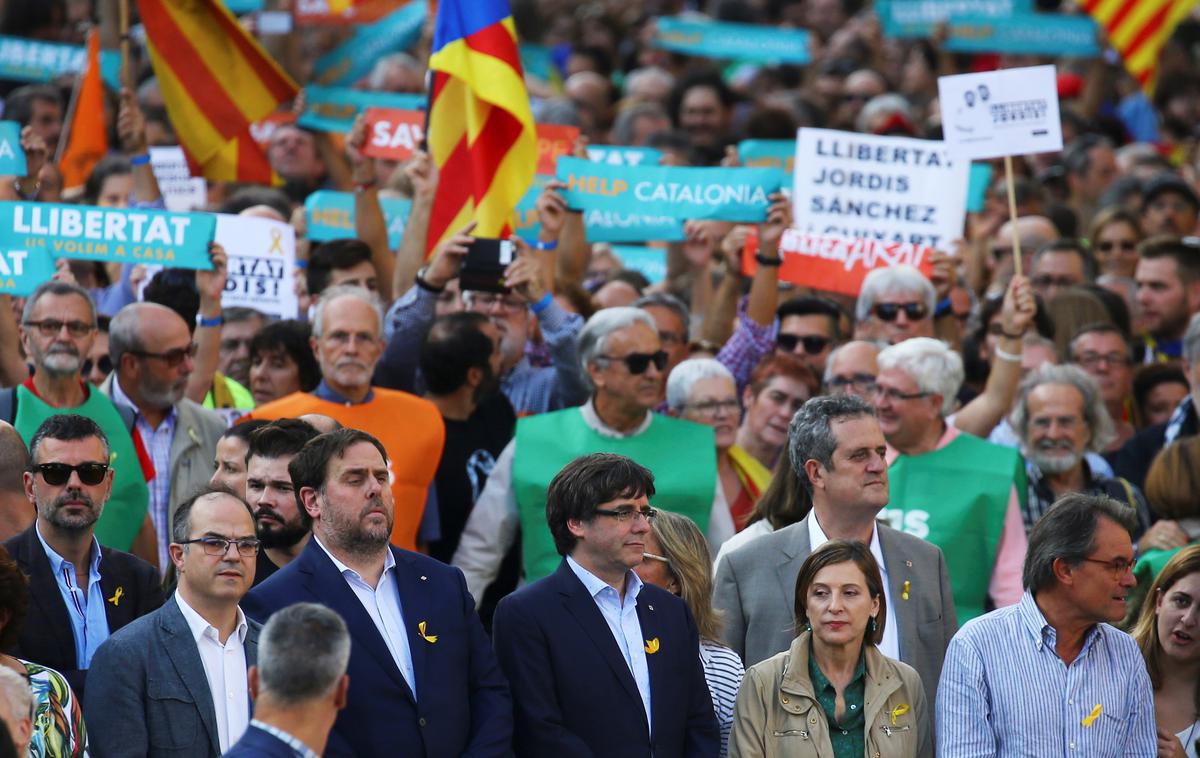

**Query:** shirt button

left=850, top=704, right=857, bottom=710
left=418, top=718, right=427, bottom=727
left=1070, top=743, right=1075, bottom=750
left=842, top=730, right=848, bottom=735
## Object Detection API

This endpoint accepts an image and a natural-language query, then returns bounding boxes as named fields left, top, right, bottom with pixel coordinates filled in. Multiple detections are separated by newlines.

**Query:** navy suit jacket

left=492, top=560, right=719, bottom=758
left=242, top=539, right=512, bottom=758
left=221, top=724, right=306, bottom=757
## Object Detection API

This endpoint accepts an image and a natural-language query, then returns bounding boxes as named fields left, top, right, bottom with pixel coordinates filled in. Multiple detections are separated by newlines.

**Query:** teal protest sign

left=0, top=36, right=120, bottom=89
left=738, top=140, right=795, bottom=173
left=611, top=246, right=666, bottom=284
left=222, top=0, right=264, bottom=12
left=583, top=211, right=684, bottom=243
left=297, top=86, right=425, bottom=134
left=305, top=191, right=413, bottom=249
left=0, top=202, right=216, bottom=270
left=654, top=17, right=811, bottom=65
left=311, top=1, right=427, bottom=87
left=557, top=157, right=781, bottom=222
left=876, top=0, right=1031, bottom=37
left=0, top=247, right=57, bottom=297
left=0, top=122, right=26, bottom=176
left=943, top=13, right=1099, bottom=56
left=586, top=145, right=662, bottom=167
left=520, top=44, right=558, bottom=83
left=513, top=183, right=542, bottom=242
left=967, top=162, right=993, bottom=213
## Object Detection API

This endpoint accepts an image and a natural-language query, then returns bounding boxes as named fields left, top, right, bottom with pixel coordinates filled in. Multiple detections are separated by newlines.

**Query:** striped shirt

left=936, top=591, right=1156, bottom=757
left=248, top=721, right=320, bottom=758
left=111, top=377, right=177, bottom=573
left=700, top=640, right=744, bottom=758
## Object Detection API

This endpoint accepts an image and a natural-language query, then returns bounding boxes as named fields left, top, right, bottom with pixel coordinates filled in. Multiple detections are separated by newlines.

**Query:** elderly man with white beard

left=1011, top=364, right=1152, bottom=539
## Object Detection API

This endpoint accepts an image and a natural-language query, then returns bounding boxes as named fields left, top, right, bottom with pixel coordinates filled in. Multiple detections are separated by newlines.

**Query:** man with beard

left=1135, top=236, right=1200, bottom=362
left=243, top=428, right=512, bottom=758
left=4, top=414, right=162, bottom=696
left=245, top=286, right=445, bottom=553
left=104, top=302, right=227, bottom=574
left=244, top=419, right=320, bottom=586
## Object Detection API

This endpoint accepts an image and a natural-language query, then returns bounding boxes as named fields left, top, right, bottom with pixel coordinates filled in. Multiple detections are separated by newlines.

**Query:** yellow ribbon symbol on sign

left=890, top=704, right=909, bottom=725
left=268, top=228, right=283, bottom=255
left=417, top=621, right=438, bottom=644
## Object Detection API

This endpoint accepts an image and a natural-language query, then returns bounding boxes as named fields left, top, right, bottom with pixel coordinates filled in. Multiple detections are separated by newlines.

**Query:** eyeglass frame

left=23, top=319, right=95, bottom=339
left=593, top=506, right=658, bottom=523
left=176, top=535, right=262, bottom=557
left=33, top=462, right=110, bottom=486
left=130, top=343, right=199, bottom=367
left=597, top=350, right=668, bottom=375
left=776, top=333, right=833, bottom=355
left=1080, top=556, right=1135, bottom=580
left=871, top=302, right=928, bottom=322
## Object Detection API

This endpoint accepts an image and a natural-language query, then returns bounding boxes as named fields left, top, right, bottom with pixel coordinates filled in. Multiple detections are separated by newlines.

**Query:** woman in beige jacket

left=728, top=540, right=931, bottom=758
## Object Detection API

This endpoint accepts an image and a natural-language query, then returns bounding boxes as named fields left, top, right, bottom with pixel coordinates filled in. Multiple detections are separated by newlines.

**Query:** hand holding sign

left=117, top=88, right=148, bottom=155
left=759, top=193, right=791, bottom=254
left=535, top=180, right=569, bottom=241
left=503, top=238, right=546, bottom=304
left=196, top=242, right=228, bottom=312
left=999, top=274, right=1036, bottom=338
left=425, top=221, right=475, bottom=290
left=405, top=149, right=436, bottom=199
left=17, top=125, right=41, bottom=180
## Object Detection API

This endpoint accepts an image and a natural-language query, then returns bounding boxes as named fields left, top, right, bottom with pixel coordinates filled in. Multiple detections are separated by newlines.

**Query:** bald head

left=240, top=205, right=287, bottom=223
left=109, top=302, right=189, bottom=365
left=996, top=215, right=1058, bottom=253
left=299, top=413, right=342, bottom=434
left=0, top=421, right=33, bottom=544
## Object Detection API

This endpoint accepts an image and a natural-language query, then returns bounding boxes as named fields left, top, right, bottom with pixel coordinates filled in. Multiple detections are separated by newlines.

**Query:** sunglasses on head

left=872, top=302, right=928, bottom=322
left=34, top=462, right=109, bottom=486
left=776, top=333, right=832, bottom=354
left=601, top=350, right=668, bottom=374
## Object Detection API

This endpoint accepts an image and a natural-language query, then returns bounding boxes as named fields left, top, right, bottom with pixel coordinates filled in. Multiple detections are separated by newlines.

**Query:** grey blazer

left=712, top=514, right=957, bottom=708
left=83, top=595, right=261, bottom=758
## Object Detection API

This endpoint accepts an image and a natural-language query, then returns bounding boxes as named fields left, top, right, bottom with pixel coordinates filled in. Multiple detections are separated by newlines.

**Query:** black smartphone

left=459, top=237, right=515, bottom=294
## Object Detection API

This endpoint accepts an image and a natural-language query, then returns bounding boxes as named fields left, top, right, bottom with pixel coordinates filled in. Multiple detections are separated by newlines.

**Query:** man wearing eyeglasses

left=86, top=487, right=263, bottom=758
left=5, top=414, right=162, bottom=697
left=855, top=264, right=937, bottom=345
left=492, top=452, right=719, bottom=757
left=1069, top=324, right=1135, bottom=450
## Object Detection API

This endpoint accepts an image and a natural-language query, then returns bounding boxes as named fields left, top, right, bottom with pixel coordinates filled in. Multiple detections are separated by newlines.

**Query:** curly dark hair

left=0, top=546, right=29, bottom=651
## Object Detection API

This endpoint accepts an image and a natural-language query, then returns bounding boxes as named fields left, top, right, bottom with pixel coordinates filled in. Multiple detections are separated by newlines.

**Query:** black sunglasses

left=873, top=302, right=928, bottom=322
left=600, top=350, right=668, bottom=375
left=81, top=355, right=113, bottom=377
left=34, top=462, right=109, bottom=486
left=777, top=333, right=832, bottom=354
left=132, top=343, right=198, bottom=368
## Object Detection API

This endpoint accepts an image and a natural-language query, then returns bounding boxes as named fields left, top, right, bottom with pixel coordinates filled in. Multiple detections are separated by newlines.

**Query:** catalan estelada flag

left=426, top=0, right=536, bottom=254
left=1081, top=0, right=1199, bottom=92
left=59, top=30, right=107, bottom=193
left=137, top=0, right=298, bottom=184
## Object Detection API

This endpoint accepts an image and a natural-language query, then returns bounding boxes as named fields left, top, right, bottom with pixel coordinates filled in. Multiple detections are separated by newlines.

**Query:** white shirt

left=313, top=535, right=417, bottom=697
left=806, top=516, right=900, bottom=661
left=174, top=592, right=250, bottom=752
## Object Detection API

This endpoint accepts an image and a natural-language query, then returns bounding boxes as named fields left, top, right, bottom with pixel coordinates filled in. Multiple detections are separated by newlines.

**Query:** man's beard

left=255, top=509, right=309, bottom=549
left=37, top=345, right=82, bottom=377
left=323, top=495, right=392, bottom=557
left=1029, top=439, right=1082, bottom=475
left=42, top=489, right=101, bottom=531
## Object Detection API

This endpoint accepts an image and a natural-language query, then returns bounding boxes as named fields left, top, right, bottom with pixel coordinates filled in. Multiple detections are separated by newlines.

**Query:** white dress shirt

left=174, top=591, right=250, bottom=752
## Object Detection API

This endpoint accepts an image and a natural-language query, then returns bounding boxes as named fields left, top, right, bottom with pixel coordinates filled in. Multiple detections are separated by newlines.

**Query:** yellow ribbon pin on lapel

left=1082, top=704, right=1102, bottom=727
left=107, top=587, right=124, bottom=606
left=644, top=638, right=660, bottom=654
left=890, top=704, right=909, bottom=725
left=901, top=580, right=911, bottom=601
left=417, top=621, right=438, bottom=644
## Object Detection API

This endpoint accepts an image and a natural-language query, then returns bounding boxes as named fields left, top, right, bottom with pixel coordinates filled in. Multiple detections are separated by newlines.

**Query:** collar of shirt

left=174, top=590, right=249, bottom=646
left=111, top=375, right=179, bottom=430
left=312, top=533, right=396, bottom=584
left=566, top=554, right=643, bottom=608
left=35, top=522, right=102, bottom=580
left=808, top=513, right=886, bottom=568
left=249, top=720, right=320, bottom=758
left=579, top=399, right=653, bottom=440
left=1165, top=395, right=1196, bottom=446
left=313, top=379, right=375, bottom=406
left=1018, top=590, right=1103, bottom=655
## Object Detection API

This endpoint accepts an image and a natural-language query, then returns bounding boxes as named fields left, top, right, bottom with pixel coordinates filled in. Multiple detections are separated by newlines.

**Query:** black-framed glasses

left=81, top=355, right=113, bottom=376
left=23, top=319, right=94, bottom=338
left=828, top=373, right=878, bottom=393
left=599, top=350, right=667, bottom=375
left=684, top=399, right=740, bottom=417
left=178, top=535, right=261, bottom=557
left=1082, top=556, right=1135, bottom=579
left=34, top=462, right=108, bottom=486
left=1073, top=351, right=1131, bottom=370
left=132, top=343, right=198, bottom=367
left=594, top=506, right=657, bottom=523
left=1096, top=240, right=1136, bottom=253
left=872, top=302, right=928, bottom=322
left=777, top=333, right=832, bottom=354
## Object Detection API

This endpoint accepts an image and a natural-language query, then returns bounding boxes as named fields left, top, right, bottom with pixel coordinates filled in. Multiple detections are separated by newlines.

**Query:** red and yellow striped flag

left=426, top=0, right=536, bottom=255
left=59, top=30, right=108, bottom=192
left=137, top=0, right=299, bottom=184
left=1081, top=0, right=1199, bottom=92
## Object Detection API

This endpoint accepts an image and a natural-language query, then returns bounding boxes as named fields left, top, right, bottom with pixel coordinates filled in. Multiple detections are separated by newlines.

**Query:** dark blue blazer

left=221, top=724, right=304, bottom=757
left=492, top=559, right=719, bottom=758
left=242, top=539, right=512, bottom=758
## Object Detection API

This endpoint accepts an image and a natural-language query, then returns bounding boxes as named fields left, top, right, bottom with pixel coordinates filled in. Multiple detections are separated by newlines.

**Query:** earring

left=868, top=616, right=878, bottom=633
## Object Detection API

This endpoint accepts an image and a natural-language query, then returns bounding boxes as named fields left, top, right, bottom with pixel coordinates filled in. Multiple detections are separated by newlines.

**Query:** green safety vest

left=512, top=408, right=717, bottom=582
left=885, top=432, right=1025, bottom=622
left=14, top=384, right=151, bottom=551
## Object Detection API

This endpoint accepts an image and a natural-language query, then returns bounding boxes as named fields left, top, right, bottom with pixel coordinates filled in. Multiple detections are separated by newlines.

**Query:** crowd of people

left=3, top=0, right=1200, bottom=755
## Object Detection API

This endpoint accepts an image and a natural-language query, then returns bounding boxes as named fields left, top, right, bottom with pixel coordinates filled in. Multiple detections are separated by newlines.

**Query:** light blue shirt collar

left=566, top=554, right=643, bottom=606
left=35, top=522, right=102, bottom=579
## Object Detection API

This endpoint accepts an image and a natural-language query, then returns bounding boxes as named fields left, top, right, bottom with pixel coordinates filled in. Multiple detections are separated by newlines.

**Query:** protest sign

left=305, top=191, right=412, bottom=249
left=363, top=108, right=425, bottom=161
left=536, top=124, right=580, bottom=176
left=791, top=128, right=968, bottom=250
left=249, top=112, right=299, bottom=148
left=739, top=139, right=795, bottom=173
left=938, top=65, right=1063, bottom=160
left=0, top=122, right=26, bottom=176
left=512, top=179, right=684, bottom=243
left=0, top=247, right=58, bottom=297
left=610, top=246, right=667, bottom=284
left=967, top=162, right=993, bottom=213
left=653, top=17, right=811, bottom=65
left=297, top=86, right=425, bottom=134
left=149, top=147, right=208, bottom=212
left=310, top=1, right=427, bottom=86
left=0, top=36, right=121, bottom=89
left=876, top=0, right=1030, bottom=37
left=742, top=231, right=935, bottom=296
left=0, top=202, right=216, bottom=269
left=520, top=44, right=559, bottom=83
left=586, top=145, right=662, bottom=167
left=557, top=157, right=781, bottom=222
left=294, top=0, right=402, bottom=25
left=942, top=14, right=1098, bottom=56
left=222, top=0, right=265, bottom=13
left=214, top=214, right=298, bottom=319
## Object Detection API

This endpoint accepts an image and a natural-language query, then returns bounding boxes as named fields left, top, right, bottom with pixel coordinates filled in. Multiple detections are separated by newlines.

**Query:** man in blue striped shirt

left=935, top=493, right=1156, bottom=757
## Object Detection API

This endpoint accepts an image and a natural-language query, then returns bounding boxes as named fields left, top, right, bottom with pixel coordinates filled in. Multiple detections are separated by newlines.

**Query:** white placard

left=149, top=147, right=208, bottom=212
left=791, top=128, right=968, bottom=251
left=213, top=214, right=297, bottom=319
left=937, top=65, right=1063, bottom=160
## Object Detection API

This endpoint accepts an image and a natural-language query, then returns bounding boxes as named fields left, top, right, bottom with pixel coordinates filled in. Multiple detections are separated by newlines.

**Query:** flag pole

left=118, top=0, right=132, bottom=91
left=1003, top=154, right=1023, bottom=278
left=54, top=31, right=87, bottom=167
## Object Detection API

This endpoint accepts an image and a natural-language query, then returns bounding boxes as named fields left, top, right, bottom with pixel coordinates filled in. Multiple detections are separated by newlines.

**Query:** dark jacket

left=220, top=724, right=307, bottom=758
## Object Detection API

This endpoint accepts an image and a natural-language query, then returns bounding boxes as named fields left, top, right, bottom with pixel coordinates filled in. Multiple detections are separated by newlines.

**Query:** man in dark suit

left=85, top=488, right=262, bottom=758
left=713, top=394, right=957, bottom=708
left=6, top=414, right=162, bottom=696
left=223, top=603, right=349, bottom=758
left=491, top=453, right=719, bottom=757
left=242, top=428, right=511, bottom=758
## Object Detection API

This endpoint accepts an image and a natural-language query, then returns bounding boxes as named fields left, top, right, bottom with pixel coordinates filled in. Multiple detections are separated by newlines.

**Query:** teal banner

left=0, top=36, right=120, bottom=89
left=311, top=1, right=427, bottom=87
left=967, top=162, right=993, bottom=213
left=519, top=44, right=558, bottom=83
left=653, top=17, right=811, bottom=65
left=738, top=139, right=794, bottom=173
left=611, top=246, right=666, bottom=284
left=513, top=183, right=542, bottom=242
left=0, top=122, right=26, bottom=176
left=0, top=247, right=57, bottom=297
left=587, top=145, right=662, bottom=167
left=304, top=191, right=412, bottom=249
left=223, top=0, right=264, bottom=12
left=0, top=202, right=216, bottom=269
left=584, top=211, right=685, bottom=243
left=876, top=0, right=1031, bottom=37
left=943, top=13, right=1099, bottom=56
left=556, top=156, right=782, bottom=222
left=297, top=86, right=425, bottom=134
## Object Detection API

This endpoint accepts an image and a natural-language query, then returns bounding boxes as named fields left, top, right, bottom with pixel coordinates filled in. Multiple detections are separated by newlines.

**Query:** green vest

left=885, top=432, right=1025, bottom=622
left=14, top=384, right=151, bottom=551
left=512, top=408, right=717, bottom=582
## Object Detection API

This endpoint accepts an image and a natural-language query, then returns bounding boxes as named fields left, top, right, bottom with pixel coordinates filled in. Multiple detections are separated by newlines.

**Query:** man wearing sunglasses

left=855, top=264, right=937, bottom=345
left=5, top=414, right=163, bottom=697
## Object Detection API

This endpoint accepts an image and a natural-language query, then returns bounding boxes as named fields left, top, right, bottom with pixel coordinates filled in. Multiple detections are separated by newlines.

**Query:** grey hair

left=0, top=666, right=33, bottom=725
left=1022, top=492, right=1137, bottom=592
left=634, top=292, right=690, bottom=330
left=22, top=281, right=97, bottom=327
left=787, top=394, right=877, bottom=495
left=311, top=284, right=385, bottom=340
left=533, top=98, right=582, bottom=128
left=258, top=603, right=351, bottom=706
left=855, top=93, right=913, bottom=133
left=1011, top=364, right=1116, bottom=453
left=855, top=265, right=936, bottom=322
left=665, top=358, right=734, bottom=413
left=1185, top=313, right=1200, bottom=366
left=366, top=52, right=421, bottom=91
left=877, top=338, right=963, bottom=416
left=612, top=102, right=670, bottom=145
left=110, top=302, right=177, bottom=366
left=223, top=307, right=265, bottom=325
left=624, top=66, right=675, bottom=97
left=577, top=307, right=657, bottom=390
